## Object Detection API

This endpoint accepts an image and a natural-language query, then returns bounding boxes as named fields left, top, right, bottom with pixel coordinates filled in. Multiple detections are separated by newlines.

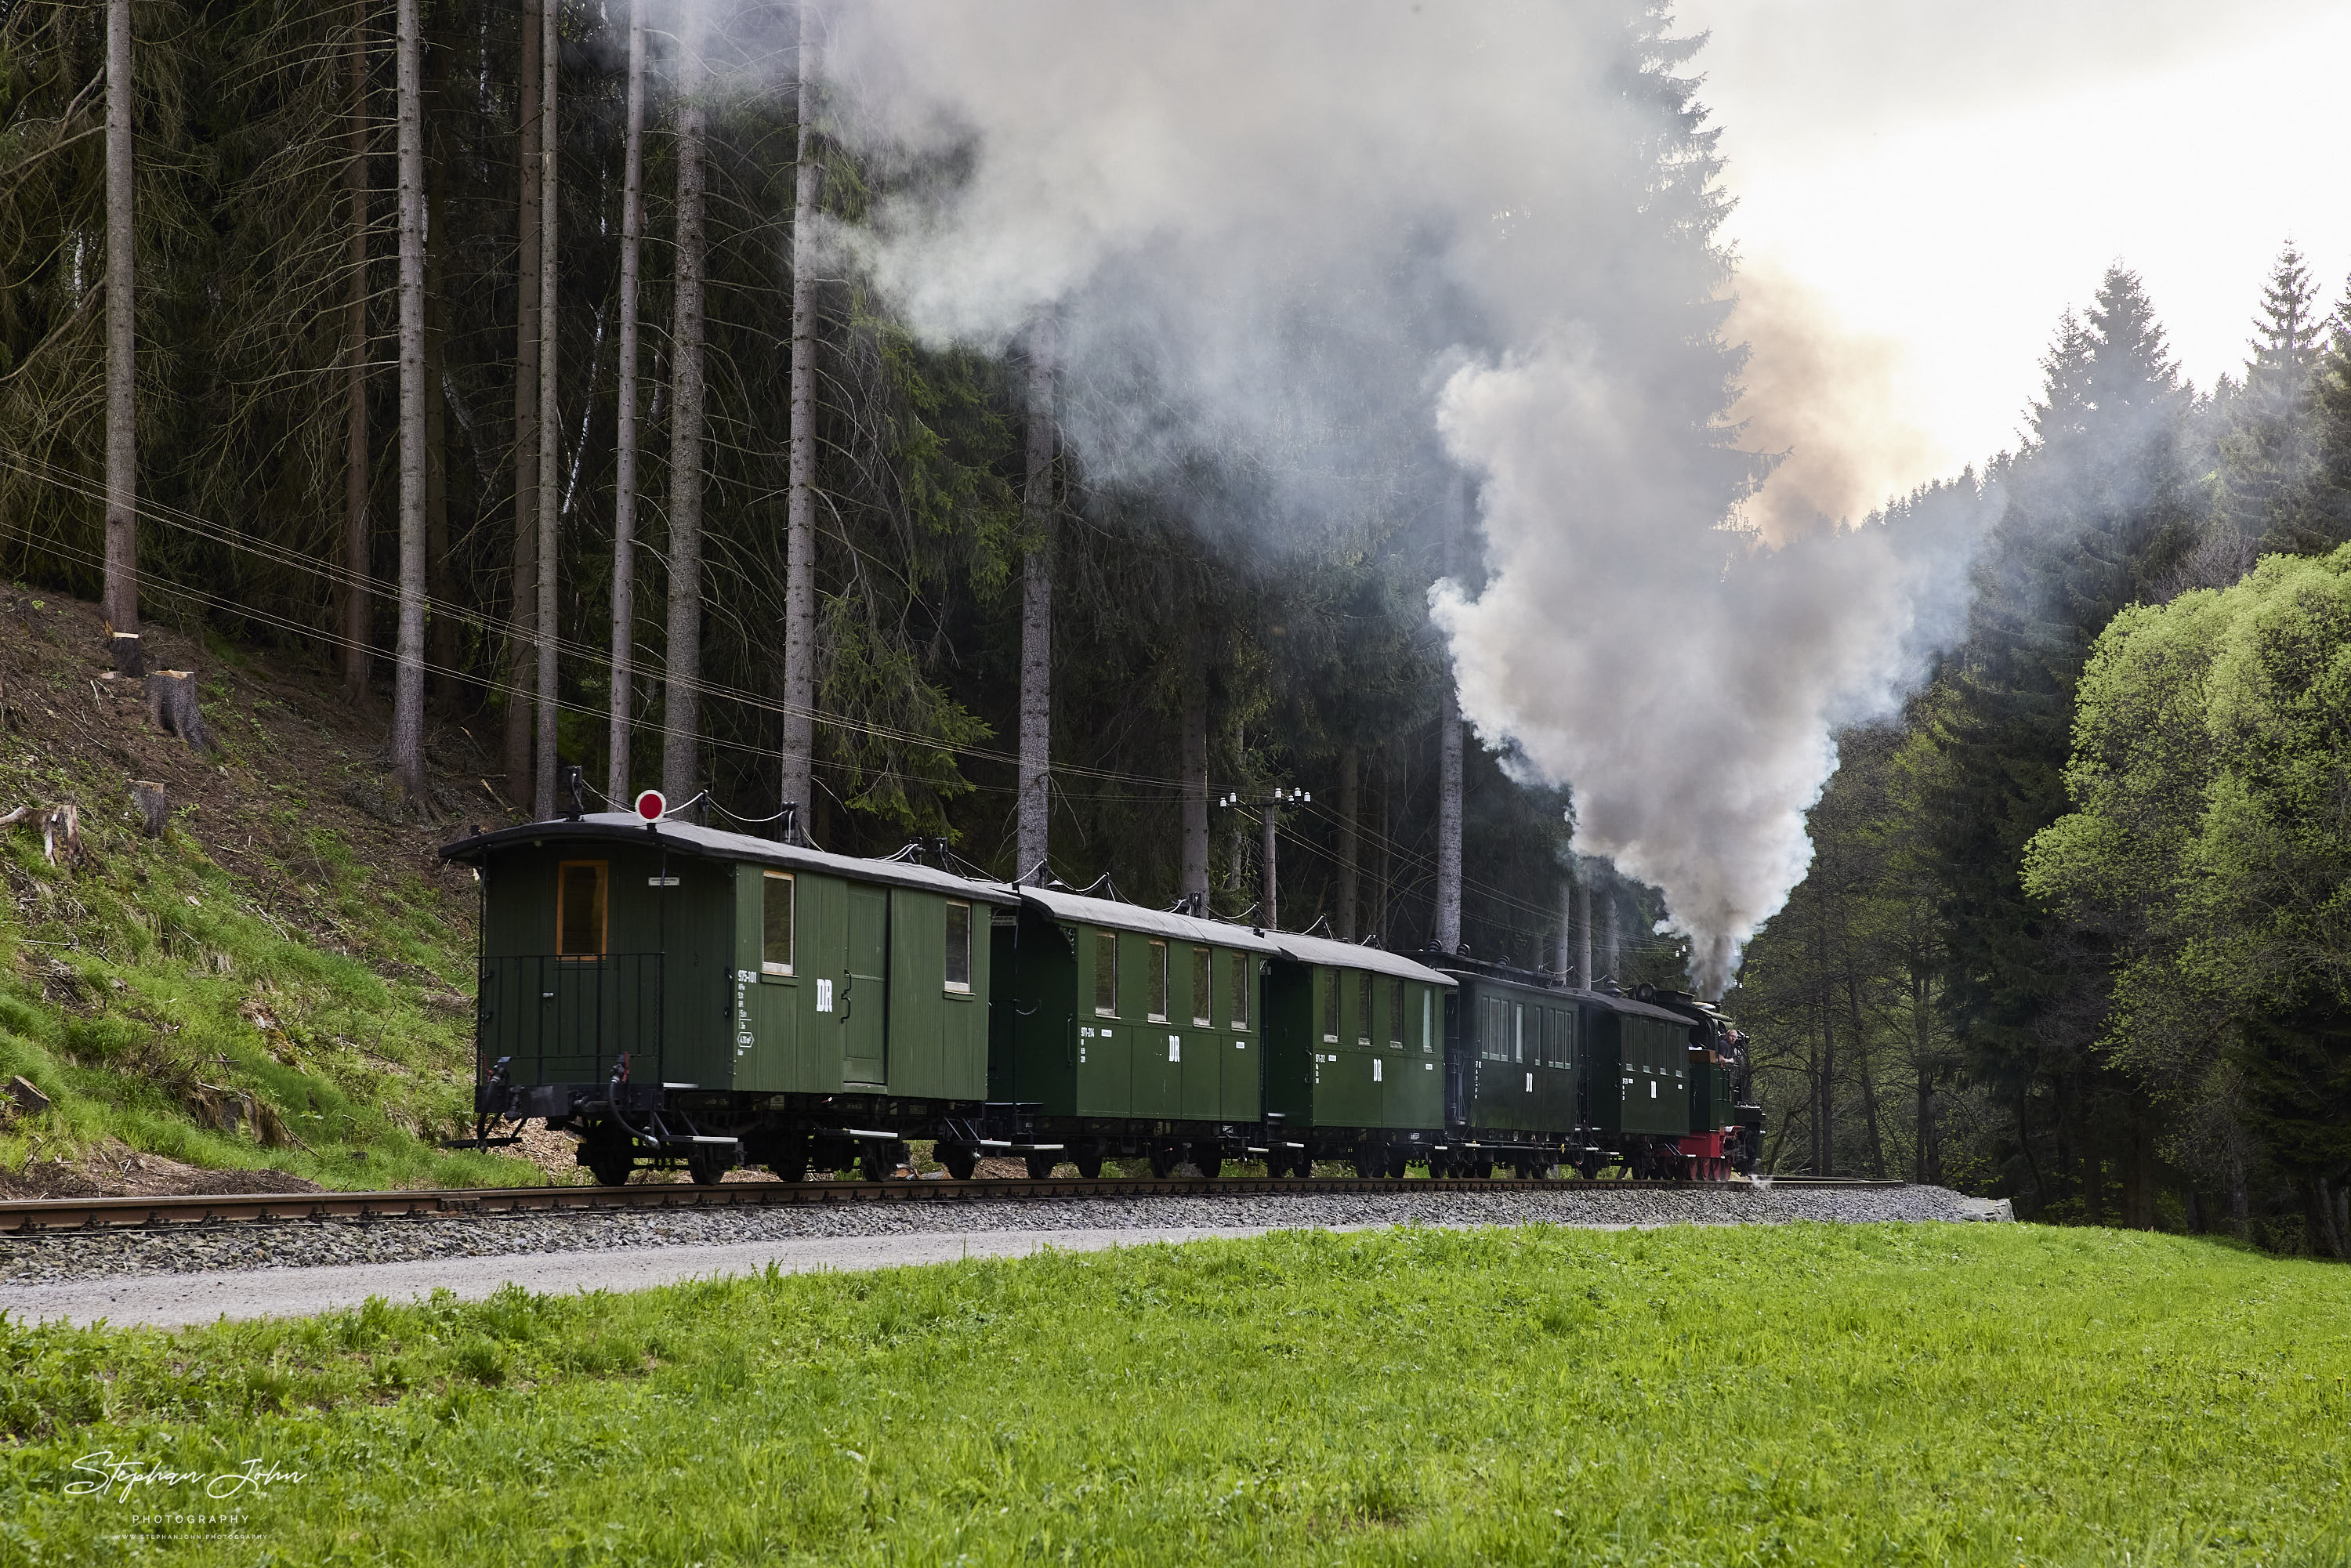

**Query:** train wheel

left=1148, top=1143, right=1181, bottom=1179
left=686, top=1146, right=730, bottom=1186
left=1073, top=1146, right=1104, bottom=1180
left=1352, top=1145, right=1382, bottom=1179
left=585, top=1147, right=633, bottom=1188
left=1389, top=1149, right=1411, bottom=1179
left=769, top=1136, right=810, bottom=1183
left=1191, top=1143, right=1224, bottom=1180
left=1476, top=1159, right=1495, bottom=1180
left=858, top=1144, right=891, bottom=1182
left=940, top=1144, right=979, bottom=1182
left=1024, top=1152, right=1058, bottom=1179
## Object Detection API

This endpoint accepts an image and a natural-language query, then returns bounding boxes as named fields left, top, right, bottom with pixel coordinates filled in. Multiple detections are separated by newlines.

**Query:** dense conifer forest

left=5, top=2, right=2349, bottom=1251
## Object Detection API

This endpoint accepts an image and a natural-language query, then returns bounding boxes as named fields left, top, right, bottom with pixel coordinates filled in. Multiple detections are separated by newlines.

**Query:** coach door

left=842, top=883, right=889, bottom=1085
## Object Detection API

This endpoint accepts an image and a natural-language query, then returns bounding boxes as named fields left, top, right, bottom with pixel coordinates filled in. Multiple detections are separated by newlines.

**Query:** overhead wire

left=5, top=457, right=1684, bottom=955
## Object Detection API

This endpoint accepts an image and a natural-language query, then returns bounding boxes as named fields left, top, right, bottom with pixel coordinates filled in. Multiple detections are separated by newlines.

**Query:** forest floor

left=0, top=587, right=544, bottom=1194
left=3, top=1222, right=2345, bottom=1563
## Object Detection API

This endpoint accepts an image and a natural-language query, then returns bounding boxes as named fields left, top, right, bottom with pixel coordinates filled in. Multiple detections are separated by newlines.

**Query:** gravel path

left=3, top=1227, right=1293, bottom=1329
left=0, top=1183, right=2005, bottom=1303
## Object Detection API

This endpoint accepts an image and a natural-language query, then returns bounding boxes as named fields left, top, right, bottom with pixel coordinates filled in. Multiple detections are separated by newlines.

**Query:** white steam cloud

left=820, top=0, right=1986, bottom=994
left=1432, top=338, right=1977, bottom=991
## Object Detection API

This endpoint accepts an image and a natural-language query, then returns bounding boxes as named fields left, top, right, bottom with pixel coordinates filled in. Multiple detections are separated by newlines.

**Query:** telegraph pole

left=1219, top=785, right=1310, bottom=931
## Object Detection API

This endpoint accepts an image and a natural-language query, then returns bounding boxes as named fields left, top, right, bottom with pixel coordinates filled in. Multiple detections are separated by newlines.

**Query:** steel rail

left=0, top=1175, right=1906, bottom=1235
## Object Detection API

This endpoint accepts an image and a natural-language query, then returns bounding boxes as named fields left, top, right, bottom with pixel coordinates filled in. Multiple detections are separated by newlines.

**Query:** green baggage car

left=445, top=811, right=1014, bottom=1185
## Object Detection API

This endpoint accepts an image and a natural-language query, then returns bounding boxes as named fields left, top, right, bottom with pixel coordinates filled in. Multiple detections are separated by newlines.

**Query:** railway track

left=0, top=1174, right=1904, bottom=1235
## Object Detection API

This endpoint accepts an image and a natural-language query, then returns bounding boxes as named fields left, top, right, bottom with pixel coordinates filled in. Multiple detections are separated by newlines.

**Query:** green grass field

left=4, top=1222, right=2347, bottom=1565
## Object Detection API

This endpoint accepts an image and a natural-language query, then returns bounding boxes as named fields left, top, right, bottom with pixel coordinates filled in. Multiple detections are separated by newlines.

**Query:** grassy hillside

left=4, top=1222, right=2346, bottom=1561
left=0, top=589, right=544, bottom=1193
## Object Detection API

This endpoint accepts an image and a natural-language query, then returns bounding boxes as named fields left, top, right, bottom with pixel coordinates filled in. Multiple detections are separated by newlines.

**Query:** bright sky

left=1679, top=0, right=2351, bottom=515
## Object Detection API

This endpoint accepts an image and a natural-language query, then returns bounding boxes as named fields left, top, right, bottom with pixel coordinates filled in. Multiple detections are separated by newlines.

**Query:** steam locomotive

left=444, top=810, right=1761, bottom=1184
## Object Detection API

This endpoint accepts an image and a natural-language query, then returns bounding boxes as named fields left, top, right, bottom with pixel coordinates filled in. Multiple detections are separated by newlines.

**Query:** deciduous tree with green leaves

left=2026, top=546, right=2351, bottom=1255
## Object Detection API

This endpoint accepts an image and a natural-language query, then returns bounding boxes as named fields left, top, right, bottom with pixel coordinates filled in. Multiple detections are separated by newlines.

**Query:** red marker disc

left=634, top=789, right=666, bottom=822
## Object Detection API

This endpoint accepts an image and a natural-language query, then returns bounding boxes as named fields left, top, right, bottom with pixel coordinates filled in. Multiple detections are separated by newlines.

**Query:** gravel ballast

left=0, top=1183, right=2005, bottom=1291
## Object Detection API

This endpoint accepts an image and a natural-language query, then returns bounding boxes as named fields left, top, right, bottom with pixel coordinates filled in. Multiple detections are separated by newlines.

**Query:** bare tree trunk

left=1817, top=1004, right=1835, bottom=1177
left=1603, top=877, right=1619, bottom=980
left=1179, top=683, right=1208, bottom=908
left=1913, top=971, right=1935, bottom=1185
left=1849, top=969, right=1887, bottom=1178
left=1575, top=868, right=1592, bottom=988
left=1433, top=686, right=1462, bottom=953
left=502, top=0, right=542, bottom=806
left=1335, top=745, right=1360, bottom=942
left=660, top=5, right=708, bottom=805
left=2016, top=1093, right=2045, bottom=1215
left=389, top=0, right=427, bottom=798
left=341, top=3, right=370, bottom=703
left=1432, top=475, right=1467, bottom=952
left=1015, top=317, right=1056, bottom=882
left=424, top=129, right=453, bottom=703
left=778, top=0, right=820, bottom=824
left=1373, top=755, right=1389, bottom=942
left=1555, top=875, right=1573, bottom=977
left=606, top=0, right=647, bottom=806
left=102, top=0, right=136, bottom=634
left=1260, top=803, right=1279, bottom=930
left=532, top=0, right=560, bottom=820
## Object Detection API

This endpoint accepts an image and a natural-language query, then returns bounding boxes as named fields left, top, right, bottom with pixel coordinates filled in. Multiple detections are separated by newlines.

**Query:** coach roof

left=1015, top=887, right=1288, bottom=955
left=438, top=813, right=1018, bottom=904
left=1270, top=929, right=1458, bottom=987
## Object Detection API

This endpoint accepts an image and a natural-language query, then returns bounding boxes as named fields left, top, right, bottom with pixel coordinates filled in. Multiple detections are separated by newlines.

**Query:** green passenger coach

left=987, top=889, right=1287, bottom=1178
left=1261, top=935, right=1453, bottom=1178
left=444, top=812, right=1015, bottom=1185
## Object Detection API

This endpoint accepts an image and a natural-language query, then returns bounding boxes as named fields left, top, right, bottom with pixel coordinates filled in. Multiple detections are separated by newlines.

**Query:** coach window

left=557, top=861, right=607, bottom=958
left=1513, top=1001, right=1526, bottom=1064
left=1357, top=974, right=1374, bottom=1046
left=1560, top=1008, right=1578, bottom=1067
left=1230, top=954, right=1252, bottom=1031
left=1192, top=947, right=1212, bottom=1027
left=1094, top=929, right=1119, bottom=1017
left=762, top=871, right=795, bottom=976
left=1148, top=940, right=1170, bottom=1022
left=1322, top=969, right=1341, bottom=1043
left=1389, top=981, right=1405, bottom=1047
left=944, top=900, right=972, bottom=993
left=1421, top=989, right=1433, bottom=1053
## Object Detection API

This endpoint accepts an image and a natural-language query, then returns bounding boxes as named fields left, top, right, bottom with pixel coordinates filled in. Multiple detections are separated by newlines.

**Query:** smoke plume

left=1726, top=263, right=1946, bottom=543
left=820, top=0, right=1985, bottom=994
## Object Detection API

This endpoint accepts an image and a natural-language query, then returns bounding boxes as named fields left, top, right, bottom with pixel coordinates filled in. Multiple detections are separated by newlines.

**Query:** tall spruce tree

left=2219, top=244, right=2325, bottom=555
left=1917, top=266, right=2193, bottom=1218
left=2294, top=273, right=2351, bottom=554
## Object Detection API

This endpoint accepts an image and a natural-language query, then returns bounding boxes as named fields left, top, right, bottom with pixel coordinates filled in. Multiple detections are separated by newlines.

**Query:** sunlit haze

left=1682, top=0, right=2351, bottom=527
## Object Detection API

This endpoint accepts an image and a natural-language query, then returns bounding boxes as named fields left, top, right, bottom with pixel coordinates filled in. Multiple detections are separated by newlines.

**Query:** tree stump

left=109, top=630, right=144, bottom=678
left=129, top=780, right=167, bottom=837
left=145, top=670, right=218, bottom=752
left=0, top=803, right=84, bottom=865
